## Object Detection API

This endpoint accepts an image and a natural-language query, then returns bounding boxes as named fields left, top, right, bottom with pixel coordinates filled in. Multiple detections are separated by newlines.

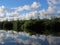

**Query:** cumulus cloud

left=47, top=0, right=60, bottom=11
left=0, top=0, right=60, bottom=21
left=39, top=6, right=55, bottom=18
left=39, top=0, right=60, bottom=18
left=18, top=11, right=40, bottom=20
left=0, top=6, right=6, bottom=18
left=24, top=11, right=39, bottom=19
left=31, top=2, right=40, bottom=9
left=11, top=2, right=40, bottom=12
left=57, top=10, right=60, bottom=16
left=6, top=12, right=19, bottom=17
left=9, top=2, right=40, bottom=20
left=0, top=2, right=41, bottom=21
left=0, top=13, right=4, bottom=17
left=23, top=5, right=31, bottom=10
left=0, top=6, right=6, bottom=13
left=47, top=0, right=60, bottom=7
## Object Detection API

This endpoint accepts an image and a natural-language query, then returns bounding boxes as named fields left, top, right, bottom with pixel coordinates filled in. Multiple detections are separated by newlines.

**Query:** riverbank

left=0, top=17, right=60, bottom=36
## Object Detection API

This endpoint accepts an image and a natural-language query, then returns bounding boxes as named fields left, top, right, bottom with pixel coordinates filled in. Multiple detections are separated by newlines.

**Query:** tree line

left=0, top=17, right=60, bottom=36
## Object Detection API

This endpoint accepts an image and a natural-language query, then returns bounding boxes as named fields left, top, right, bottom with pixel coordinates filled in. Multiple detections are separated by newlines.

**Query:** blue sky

left=0, top=0, right=60, bottom=21
left=0, top=0, right=47, bottom=8
left=0, top=0, right=48, bottom=11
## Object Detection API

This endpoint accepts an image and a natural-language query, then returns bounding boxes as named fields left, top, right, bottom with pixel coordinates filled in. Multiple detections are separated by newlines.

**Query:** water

left=0, top=30, right=60, bottom=45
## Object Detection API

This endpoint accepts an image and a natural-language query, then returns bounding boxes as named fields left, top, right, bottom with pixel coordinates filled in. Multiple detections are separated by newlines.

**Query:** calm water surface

left=0, top=30, right=60, bottom=45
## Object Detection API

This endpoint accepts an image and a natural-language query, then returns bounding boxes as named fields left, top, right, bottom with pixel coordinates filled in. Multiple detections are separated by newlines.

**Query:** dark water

left=0, top=30, right=60, bottom=45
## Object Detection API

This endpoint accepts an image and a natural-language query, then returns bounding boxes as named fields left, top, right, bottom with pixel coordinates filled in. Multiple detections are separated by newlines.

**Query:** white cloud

left=0, top=0, right=60, bottom=21
left=23, top=5, right=31, bottom=10
left=47, top=0, right=60, bottom=7
left=4, top=11, right=19, bottom=21
left=40, top=6, right=54, bottom=15
left=31, top=2, right=40, bottom=9
left=0, top=6, right=6, bottom=13
left=11, top=7, right=24, bottom=12
left=58, top=11, right=60, bottom=14
left=0, top=13, right=4, bottom=17
left=0, top=2, right=41, bottom=21
left=38, top=0, right=60, bottom=18
left=11, top=2, right=40, bottom=12
left=46, top=6, right=54, bottom=14
left=0, top=6, right=7, bottom=21
left=6, top=12, right=19, bottom=17
left=57, top=10, right=60, bottom=16
left=18, top=11, right=40, bottom=20
left=39, top=6, right=55, bottom=18
left=47, top=0, right=60, bottom=10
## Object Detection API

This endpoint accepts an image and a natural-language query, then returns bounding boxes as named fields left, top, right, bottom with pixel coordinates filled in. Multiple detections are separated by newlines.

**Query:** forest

left=0, top=17, right=60, bottom=36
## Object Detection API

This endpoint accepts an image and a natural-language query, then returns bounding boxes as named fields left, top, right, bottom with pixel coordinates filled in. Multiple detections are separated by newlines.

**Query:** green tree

left=13, top=21, right=17, bottom=31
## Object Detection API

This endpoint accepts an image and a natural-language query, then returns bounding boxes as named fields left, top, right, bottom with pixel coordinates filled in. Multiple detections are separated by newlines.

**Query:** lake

left=0, top=30, right=60, bottom=45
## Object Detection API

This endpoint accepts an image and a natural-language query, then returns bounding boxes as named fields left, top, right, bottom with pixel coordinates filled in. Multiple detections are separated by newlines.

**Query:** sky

left=0, top=0, right=60, bottom=21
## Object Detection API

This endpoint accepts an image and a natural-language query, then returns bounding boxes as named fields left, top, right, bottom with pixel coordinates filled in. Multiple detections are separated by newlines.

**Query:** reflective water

left=0, top=30, right=60, bottom=45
